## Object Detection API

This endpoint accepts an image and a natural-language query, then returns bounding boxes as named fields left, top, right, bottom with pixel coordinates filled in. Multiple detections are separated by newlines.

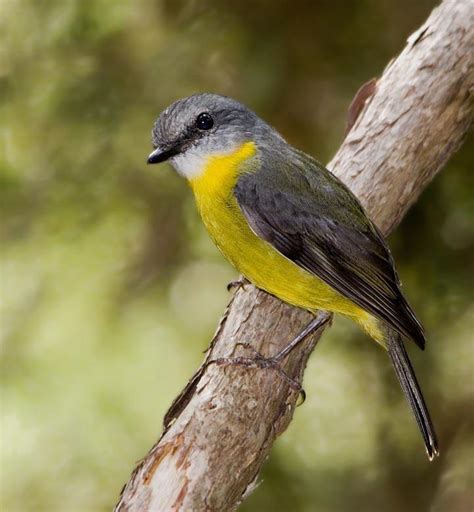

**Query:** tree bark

left=116, top=1, right=474, bottom=510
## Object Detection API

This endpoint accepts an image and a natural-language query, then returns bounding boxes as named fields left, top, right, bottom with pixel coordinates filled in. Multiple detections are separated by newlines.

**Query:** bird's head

left=148, top=93, right=275, bottom=180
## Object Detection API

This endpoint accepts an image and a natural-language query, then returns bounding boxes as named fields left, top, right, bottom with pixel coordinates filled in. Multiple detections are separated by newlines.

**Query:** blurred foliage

left=1, top=1, right=473, bottom=511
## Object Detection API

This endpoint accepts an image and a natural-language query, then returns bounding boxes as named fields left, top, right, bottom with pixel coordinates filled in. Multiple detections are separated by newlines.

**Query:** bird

left=147, top=93, right=438, bottom=460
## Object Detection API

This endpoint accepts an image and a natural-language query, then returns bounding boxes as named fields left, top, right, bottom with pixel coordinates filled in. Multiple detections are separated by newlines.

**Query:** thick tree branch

left=116, top=1, right=473, bottom=510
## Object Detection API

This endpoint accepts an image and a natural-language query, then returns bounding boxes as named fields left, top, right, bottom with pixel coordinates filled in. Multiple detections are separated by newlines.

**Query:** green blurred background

left=1, top=1, right=473, bottom=511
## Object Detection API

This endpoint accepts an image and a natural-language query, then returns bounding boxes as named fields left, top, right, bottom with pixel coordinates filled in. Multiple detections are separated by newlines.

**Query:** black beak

left=147, top=146, right=179, bottom=164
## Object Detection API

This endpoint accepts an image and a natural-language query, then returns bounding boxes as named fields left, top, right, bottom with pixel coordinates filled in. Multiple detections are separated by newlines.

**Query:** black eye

left=195, top=112, right=214, bottom=130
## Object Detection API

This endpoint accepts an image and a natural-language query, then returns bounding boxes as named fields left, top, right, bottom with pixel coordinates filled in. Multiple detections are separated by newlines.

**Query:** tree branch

left=116, top=1, right=473, bottom=510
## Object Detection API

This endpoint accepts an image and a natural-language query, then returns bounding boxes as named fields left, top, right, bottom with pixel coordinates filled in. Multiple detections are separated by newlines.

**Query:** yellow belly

left=189, top=142, right=384, bottom=343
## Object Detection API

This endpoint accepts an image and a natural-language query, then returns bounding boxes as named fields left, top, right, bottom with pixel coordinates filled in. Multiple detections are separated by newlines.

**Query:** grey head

left=147, top=93, right=284, bottom=179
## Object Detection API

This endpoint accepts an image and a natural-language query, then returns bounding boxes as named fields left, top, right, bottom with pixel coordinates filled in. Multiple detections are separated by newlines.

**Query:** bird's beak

left=147, top=145, right=179, bottom=165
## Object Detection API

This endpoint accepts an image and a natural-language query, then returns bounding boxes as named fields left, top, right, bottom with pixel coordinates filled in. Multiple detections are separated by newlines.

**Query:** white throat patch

left=171, top=143, right=240, bottom=180
left=170, top=146, right=210, bottom=179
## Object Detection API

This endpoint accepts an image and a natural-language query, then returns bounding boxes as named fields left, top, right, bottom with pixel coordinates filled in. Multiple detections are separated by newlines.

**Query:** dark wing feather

left=235, top=151, right=425, bottom=348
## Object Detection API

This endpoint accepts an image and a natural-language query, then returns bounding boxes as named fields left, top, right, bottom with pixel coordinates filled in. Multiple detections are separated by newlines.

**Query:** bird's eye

left=195, top=112, right=214, bottom=130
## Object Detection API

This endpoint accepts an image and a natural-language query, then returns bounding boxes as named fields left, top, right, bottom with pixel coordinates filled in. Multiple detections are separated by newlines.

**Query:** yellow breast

left=188, top=141, right=380, bottom=339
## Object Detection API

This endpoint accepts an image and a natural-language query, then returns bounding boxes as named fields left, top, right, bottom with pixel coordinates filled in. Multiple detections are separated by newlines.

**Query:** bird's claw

left=209, top=344, right=305, bottom=402
left=227, top=277, right=249, bottom=293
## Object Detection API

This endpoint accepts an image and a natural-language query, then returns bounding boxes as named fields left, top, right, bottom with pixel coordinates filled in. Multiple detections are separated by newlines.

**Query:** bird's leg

left=271, top=310, right=332, bottom=362
left=227, top=276, right=249, bottom=293
left=208, top=311, right=331, bottom=399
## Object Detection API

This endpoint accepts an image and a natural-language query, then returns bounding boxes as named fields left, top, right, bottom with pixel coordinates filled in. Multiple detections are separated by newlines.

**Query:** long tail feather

left=387, top=330, right=439, bottom=460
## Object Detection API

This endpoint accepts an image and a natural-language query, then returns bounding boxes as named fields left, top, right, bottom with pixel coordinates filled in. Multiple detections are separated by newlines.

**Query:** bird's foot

left=227, top=277, right=249, bottom=293
left=209, top=342, right=306, bottom=404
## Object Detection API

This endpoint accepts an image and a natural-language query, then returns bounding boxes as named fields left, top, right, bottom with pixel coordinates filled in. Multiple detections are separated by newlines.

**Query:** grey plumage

left=152, top=94, right=264, bottom=157
left=234, top=147, right=426, bottom=349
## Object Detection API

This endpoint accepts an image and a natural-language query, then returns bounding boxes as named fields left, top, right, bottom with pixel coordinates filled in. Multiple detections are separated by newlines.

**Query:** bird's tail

left=386, top=329, right=439, bottom=460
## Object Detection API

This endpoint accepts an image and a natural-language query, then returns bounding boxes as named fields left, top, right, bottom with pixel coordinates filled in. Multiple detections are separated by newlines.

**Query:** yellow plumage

left=189, top=142, right=384, bottom=344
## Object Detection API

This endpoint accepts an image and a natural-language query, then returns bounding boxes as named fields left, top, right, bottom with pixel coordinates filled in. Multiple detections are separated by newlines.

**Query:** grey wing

left=234, top=158, right=425, bottom=349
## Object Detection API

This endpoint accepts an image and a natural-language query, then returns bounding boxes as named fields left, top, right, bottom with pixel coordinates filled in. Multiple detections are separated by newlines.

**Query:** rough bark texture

left=116, top=1, right=474, bottom=510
